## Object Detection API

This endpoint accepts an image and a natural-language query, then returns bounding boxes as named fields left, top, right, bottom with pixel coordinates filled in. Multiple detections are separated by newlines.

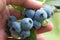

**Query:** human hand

left=0, top=0, right=53, bottom=40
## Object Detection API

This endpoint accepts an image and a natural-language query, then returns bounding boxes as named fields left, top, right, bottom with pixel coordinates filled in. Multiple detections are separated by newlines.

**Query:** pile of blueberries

left=7, top=5, right=54, bottom=39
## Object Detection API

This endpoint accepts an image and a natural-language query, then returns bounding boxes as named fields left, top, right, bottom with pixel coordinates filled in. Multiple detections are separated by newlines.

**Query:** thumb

left=0, top=30, right=8, bottom=40
left=0, top=0, right=6, bottom=12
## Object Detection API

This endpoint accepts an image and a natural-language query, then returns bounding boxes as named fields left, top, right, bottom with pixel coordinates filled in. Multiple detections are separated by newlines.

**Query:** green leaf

left=12, top=5, right=25, bottom=12
left=24, top=29, right=37, bottom=40
left=12, top=5, right=26, bottom=19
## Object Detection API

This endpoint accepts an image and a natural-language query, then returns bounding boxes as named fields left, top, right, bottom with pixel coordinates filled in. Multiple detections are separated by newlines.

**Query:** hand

left=0, top=0, right=53, bottom=40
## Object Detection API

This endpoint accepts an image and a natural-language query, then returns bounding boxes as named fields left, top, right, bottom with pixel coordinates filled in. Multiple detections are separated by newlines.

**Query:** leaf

left=12, top=5, right=26, bottom=19
left=24, top=29, right=37, bottom=40
left=12, top=5, right=25, bottom=12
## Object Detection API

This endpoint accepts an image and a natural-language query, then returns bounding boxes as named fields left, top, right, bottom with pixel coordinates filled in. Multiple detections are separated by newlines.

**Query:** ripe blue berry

left=11, top=22, right=21, bottom=33
left=33, top=20, right=41, bottom=29
left=8, top=16, right=17, bottom=27
left=43, top=5, right=53, bottom=18
left=34, top=9, right=47, bottom=22
left=20, top=30, right=30, bottom=39
left=24, top=9, right=35, bottom=18
left=10, top=22, right=21, bottom=38
left=8, top=16, right=17, bottom=22
left=21, top=18, right=33, bottom=30
left=10, top=27, right=20, bottom=38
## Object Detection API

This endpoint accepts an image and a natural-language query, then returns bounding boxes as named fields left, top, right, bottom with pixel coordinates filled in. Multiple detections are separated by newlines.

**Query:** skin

left=0, top=0, right=53, bottom=40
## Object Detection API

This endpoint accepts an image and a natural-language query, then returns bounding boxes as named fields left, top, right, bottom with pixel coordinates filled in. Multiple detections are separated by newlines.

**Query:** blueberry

left=21, top=18, right=33, bottom=30
left=10, top=25, right=21, bottom=39
left=43, top=5, right=54, bottom=18
left=8, top=16, right=17, bottom=22
left=34, top=9, right=47, bottom=22
left=10, top=22, right=21, bottom=33
left=20, top=30, right=30, bottom=39
left=12, top=22, right=21, bottom=33
left=24, top=9, right=35, bottom=18
left=10, top=22, right=21, bottom=38
left=10, top=27, right=20, bottom=39
left=8, top=16, right=17, bottom=27
left=33, top=20, right=41, bottom=29
left=10, top=30, right=20, bottom=39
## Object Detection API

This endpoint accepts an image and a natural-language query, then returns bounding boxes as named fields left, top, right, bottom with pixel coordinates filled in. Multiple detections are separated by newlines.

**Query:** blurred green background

left=43, top=12, right=60, bottom=40
left=39, top=0, right=60, bottom=40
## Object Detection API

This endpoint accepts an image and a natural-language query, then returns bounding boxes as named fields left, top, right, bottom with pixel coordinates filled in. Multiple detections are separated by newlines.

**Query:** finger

left=0, top=7, right=10, bottom=40
left=7, top=0, right=42, bottom=9
left=0, top=0, right=6, bottom=12
left=6, top=0, right=25, bottom=6
left=21, top=0, right=42, bottom=9
left=8, top=6, right=22, bottom=20
left=35, top=21, right=54, bottom=34
left=0, top=7, right=10, bottom=30
left=0, top=30, right=8, bottom=40
left=37, top=34, right=45, bottom=40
